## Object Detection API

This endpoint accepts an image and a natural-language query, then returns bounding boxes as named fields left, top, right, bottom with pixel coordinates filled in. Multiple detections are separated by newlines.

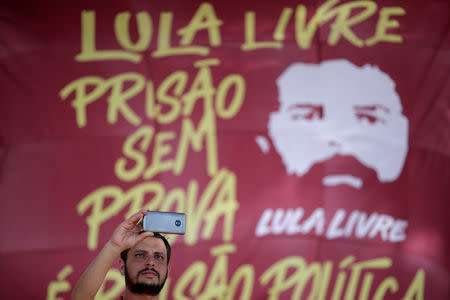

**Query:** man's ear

left=119, top=259, right=125, bottom=275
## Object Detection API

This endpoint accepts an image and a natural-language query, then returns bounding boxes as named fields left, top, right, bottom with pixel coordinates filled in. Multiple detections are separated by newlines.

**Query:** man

left=267, top=59, right=409, bottom=189
left=71, top=209, right=170, bottom=300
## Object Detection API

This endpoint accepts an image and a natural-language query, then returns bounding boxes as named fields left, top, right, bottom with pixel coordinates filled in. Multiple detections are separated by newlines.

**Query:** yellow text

left=46, top=265, right=73, bottom=300
left=77, top=168, right=238, bottom=250
left=260, top=256, right=425, bottom=300
left=76, top=3, right=223, bottom=62
left=63, top=254, right=425, bottom=300
left=60, top=59, right=245, bottom=129
left=242, top=0, right=405, bottom=50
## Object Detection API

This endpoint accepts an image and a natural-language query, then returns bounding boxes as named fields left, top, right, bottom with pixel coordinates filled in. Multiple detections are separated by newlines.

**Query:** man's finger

left=136, top=231, right=153, bottom=244
left=126, top=209, right=148, bottom=224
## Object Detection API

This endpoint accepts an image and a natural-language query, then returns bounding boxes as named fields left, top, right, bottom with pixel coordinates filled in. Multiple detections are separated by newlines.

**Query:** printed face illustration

left=268, top=60, right=409, bottom=188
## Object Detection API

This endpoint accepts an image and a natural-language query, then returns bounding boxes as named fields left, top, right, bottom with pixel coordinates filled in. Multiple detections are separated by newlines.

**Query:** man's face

left=268, top=60, right=409, bottom=188
left=121, top=237, right=169, bottom=296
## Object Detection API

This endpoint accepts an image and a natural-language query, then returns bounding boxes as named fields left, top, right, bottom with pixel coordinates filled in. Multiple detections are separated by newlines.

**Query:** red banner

left=0, top=0, right=448, bottom=299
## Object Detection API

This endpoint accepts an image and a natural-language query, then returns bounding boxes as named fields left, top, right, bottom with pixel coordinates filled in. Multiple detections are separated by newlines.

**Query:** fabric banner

left=0, top=0, right=448, bottom=299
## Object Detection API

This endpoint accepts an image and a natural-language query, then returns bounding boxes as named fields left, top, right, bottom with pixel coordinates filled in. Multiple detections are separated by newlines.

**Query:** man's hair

left=120, top=232, right=171, bottom=264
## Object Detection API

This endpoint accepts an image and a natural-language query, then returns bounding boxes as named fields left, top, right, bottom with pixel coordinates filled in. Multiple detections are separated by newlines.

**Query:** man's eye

left=289, top=104, right=323, bottom=120
left=356, top=113, right=378, bottom=123
left=155, top=255, right=164, bottom=260
left=135, top=253, right=144, bottom=258
left=354, top=105, right=388, bottom=124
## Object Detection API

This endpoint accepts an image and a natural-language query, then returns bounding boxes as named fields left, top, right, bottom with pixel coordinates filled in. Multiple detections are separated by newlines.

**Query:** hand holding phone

left=143, top=211, right=186, bottom=235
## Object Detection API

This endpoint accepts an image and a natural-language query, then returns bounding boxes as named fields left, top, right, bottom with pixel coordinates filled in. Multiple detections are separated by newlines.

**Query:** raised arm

left=71, top=209, right=153, bottom=300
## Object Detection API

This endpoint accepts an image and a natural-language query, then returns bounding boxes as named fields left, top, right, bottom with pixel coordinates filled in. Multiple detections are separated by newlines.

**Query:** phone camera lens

left=175, top=220, right=181, bottom=227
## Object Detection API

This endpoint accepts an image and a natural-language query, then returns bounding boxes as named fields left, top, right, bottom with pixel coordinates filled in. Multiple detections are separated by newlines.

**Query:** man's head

left=268, top=59, right=409, bottom=188
left=119, top=233, right=171, bottom=296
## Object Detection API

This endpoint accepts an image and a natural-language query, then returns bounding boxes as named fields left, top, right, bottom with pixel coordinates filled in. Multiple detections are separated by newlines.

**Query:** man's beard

left=124, top=265, right=167, bottom=296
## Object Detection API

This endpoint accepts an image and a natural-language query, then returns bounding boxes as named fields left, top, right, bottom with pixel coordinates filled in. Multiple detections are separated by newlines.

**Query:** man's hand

left=109, top=209, right=153, bottom=252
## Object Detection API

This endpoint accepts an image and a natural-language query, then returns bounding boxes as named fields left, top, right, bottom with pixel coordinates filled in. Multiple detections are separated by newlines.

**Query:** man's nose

left=328, top=140, right=341, bottom=148
left=145, top=257, right=156, bottom=266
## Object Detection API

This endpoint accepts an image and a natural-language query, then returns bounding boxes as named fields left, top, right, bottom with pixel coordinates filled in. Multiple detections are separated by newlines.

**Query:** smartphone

left=143, top=211, right=186, bottom=235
